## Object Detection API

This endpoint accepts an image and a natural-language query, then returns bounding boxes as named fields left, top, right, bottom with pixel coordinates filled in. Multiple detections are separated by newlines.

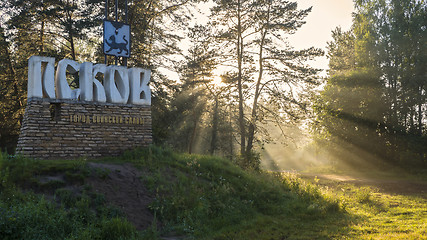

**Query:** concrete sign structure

left=27, top=56, right=150, bottom=105
left=16, top=56, right=153, bottom=159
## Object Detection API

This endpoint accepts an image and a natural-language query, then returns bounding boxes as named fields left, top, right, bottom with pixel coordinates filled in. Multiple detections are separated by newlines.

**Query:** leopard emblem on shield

left=103, top=20, right=131, bottom=58
left=106, top=35, right=129, bottom=55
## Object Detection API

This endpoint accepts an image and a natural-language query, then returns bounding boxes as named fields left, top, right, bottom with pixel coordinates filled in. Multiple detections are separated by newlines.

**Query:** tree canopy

left=1, top=0, right=424, bottom=170
left=315, top=0, right=426, bottom=169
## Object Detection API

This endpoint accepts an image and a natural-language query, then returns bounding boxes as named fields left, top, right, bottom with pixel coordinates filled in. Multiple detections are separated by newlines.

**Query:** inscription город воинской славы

left=69, top=114, right=146, bottom=125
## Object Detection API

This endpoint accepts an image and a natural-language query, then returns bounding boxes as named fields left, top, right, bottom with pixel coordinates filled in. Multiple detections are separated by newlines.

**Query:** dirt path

left=300, top=173, right=427, bottom=199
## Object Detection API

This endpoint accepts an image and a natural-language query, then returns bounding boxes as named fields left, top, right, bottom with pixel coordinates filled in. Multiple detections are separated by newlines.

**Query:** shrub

left=98, top=218, right=139, bottom=240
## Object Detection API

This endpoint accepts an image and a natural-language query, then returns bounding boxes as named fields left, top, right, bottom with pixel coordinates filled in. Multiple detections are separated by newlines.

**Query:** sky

left=289, top=0, right=355, bottom=74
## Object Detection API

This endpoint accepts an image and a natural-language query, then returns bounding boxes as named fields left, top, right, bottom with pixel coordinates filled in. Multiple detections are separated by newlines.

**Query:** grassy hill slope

left=0, top=146, right=425, bottom=239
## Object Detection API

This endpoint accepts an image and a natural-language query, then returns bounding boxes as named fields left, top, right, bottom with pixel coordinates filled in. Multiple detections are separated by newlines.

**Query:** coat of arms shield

left=103, top=20, right=131, bottom=58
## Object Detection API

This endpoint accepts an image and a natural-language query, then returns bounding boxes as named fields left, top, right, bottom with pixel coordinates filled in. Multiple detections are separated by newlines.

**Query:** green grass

left=309, top=180, right=427, bottom=239
left=0, top=152, right=140, bottom=240
left=1, top=147, right=426, bottom=239
left=114, top=147, right=348, bottom=239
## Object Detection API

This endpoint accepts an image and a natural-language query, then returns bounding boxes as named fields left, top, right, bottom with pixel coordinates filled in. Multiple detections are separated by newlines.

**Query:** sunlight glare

left=212, top=75, right=222, bottom=86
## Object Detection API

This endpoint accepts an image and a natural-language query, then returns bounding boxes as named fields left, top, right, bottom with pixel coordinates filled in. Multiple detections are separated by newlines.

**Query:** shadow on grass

left=206, top=182, right=362, bottom=239
left=116, top=146, right=362, bottom=239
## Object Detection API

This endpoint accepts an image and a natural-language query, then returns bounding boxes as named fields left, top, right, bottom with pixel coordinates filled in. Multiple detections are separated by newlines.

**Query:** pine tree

left=211, top=0, right=323, bottom=166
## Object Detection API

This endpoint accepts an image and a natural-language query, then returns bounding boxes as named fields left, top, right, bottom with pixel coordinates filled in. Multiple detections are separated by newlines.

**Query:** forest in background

left=0, top=0, right=425, bottom=170
left=314, top=0, right=426, bottom=169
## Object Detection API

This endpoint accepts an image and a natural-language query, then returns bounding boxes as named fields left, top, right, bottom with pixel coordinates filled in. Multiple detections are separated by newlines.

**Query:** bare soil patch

left=87, top=163, right=156, bottom=230
left=32, top=162, right=157, bottom=231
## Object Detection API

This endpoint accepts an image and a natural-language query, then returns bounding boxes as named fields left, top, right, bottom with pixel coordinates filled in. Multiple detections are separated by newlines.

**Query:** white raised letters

left=28, top=56, right=151, bottom=105
left=129, top=68, right=151, bottom=105
left=105, top=65, right=129, bottom=104
left=92, top=64, right=107, bottom=103
left=79, top=62, right=93, bottom=102
left=55, top=59, right=80, bottom=100
left=28, top=56, right=56, bottom=99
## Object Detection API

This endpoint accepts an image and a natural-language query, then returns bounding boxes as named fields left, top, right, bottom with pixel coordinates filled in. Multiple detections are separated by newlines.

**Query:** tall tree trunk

left=40, top=21, right=44, bottom=54
left=246, top=36, right=265, bottom=154
left=409, top=106, right=415, bottom=132
left=210, top=96, right=219, bottom=155
left=418, top=86, right=423, bottom=136
left=237, top=0, right=245, bottom=155
left=246, top=6, right=269, bottom=154
left=66, top=8, right=76, bottom=60
left=70, top=34, right=76, bottom=60
left=228, top=89, right=234, bottom=159
left=188, top=118, right=198, bottom=154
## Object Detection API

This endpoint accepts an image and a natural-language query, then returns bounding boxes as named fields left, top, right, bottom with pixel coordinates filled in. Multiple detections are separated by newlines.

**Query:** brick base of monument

left=16, top=98, right=152, bottom=159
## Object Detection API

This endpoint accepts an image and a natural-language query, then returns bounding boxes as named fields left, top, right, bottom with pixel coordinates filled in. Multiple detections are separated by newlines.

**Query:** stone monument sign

left=16, top=56, right=152, bottom=159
